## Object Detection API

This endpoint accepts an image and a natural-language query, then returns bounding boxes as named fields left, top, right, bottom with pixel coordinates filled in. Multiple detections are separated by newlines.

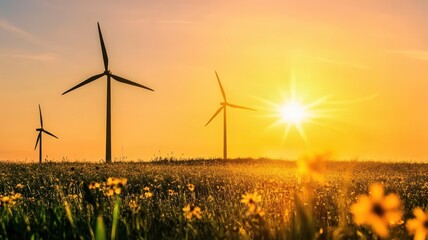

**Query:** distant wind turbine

left=205, top=71, right=255, bottom=160
left=62, top=22, right=154, bottom=163
left=35, top=105, right=58, bottom=163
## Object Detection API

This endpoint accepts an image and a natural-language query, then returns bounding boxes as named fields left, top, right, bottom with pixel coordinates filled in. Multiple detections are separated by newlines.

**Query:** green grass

left=0, top=159, right=427, bottom=239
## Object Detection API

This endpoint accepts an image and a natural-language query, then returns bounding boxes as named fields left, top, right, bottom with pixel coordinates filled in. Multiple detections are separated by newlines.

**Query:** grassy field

left=0, top=158, right=427, bottom=239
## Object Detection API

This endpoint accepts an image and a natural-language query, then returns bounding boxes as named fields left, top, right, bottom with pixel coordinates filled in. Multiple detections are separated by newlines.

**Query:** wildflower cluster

left=128, top=199, right=138, bottom=211
left=0, top=192, right=23, bottom=206
left=183, top=204, right=202, bottom=220
left=88, top=177, right=127, bottom=197
left=296, top=153, right=428, bottom=239
left=241, top=191, right=265, bottom=217
left=0, top=160, right=426, bottom=239
left=106, top=177, right=127, bottom=196
left=88, top=181, right=101, bottom=190
left=140, top=186, right=153, bottom=199
left=347, top=181, right=428, bottom=239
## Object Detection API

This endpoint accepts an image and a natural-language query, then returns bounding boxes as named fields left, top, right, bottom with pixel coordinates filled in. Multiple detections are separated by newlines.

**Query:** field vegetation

left=0, top=158, right=427, bottom=239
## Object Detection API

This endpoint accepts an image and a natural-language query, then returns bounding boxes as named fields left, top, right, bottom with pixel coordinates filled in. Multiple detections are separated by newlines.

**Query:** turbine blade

left=34, top=133, right=41, bottom=150
left=97, top=22, right=109, bottom=71
left=62, top=73, right=105, bottom=95
left=38, top=104, right=43, bottom=128
left=43, top=130, right=59, bottom=139
left=215, top=71, right=227, bottom=101
left=111, top=74, right=154, bottom=91
left=227, top=103, right=256, bottom=111
left=205, top=106, right=224, bottom=126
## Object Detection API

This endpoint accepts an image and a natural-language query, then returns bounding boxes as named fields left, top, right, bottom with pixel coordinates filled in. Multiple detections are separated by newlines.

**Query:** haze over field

left=1, top=1, right=428, bottom=161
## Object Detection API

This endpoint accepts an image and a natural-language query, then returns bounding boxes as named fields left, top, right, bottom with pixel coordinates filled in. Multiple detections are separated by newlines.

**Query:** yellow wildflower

left=107, top=177, right=127, bottom=187
left=129, top=200, right=138, bottom=210
left=104, top=177, right=127, bottom=197
left=297, top=153, right=329, bottom=183
left=143, top=186, right=150, bottom=191
left=16, top=183, right=24, bottom=189
left=168, top=189, right=175, bottom=196
left=11, top=193, right=22, bottom=201
left=187, top=183, right=195, bottom=192
left=88, top=182, right=101, bottom=190
left=108, top=187, right=122, bottom=197
left=68, top=194, right=78, bottom=200
left=406, top=207, right=428, bottom=240
left=105, top=189, right=114, bottom=197
left=241, top=191, right=265, bottom=217
left=1, top=196, right=10, bottom=204
left=106, top=177, right=119, bottom=186
left=0, top=193, right=22, bottom=206
left=350, top=183, right=402, bottom=238
left=144, top=192, right=153, bottom=198
left=241, top=192, right=262, bottom=206
left=239, top=227, right=247, bottom=236
left=183, top=204, right=202, bottom=220
left=119, top=178, right=128, bottom=186
left=253, top=207, right=265, bottom=217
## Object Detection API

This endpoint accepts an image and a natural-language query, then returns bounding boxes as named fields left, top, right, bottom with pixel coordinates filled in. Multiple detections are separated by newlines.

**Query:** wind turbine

left=62, top=22, right=154, bottom=163
left=35, top=105, right=58, bottom=163
left=205, top=71, right=255, bottom=160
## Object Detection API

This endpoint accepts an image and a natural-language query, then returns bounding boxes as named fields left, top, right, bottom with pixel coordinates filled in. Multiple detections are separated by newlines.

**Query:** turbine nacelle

left=206, top=71, right=255, bottom=127
left=36, top=128, right=43, bottom=131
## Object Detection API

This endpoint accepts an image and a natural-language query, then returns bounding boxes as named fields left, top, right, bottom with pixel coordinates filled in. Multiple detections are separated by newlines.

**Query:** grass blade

left=95, top=216, right=106, bottom=240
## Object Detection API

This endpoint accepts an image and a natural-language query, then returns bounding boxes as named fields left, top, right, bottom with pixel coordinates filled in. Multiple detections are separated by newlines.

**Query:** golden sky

left=1, top=1, right=428, bottom=162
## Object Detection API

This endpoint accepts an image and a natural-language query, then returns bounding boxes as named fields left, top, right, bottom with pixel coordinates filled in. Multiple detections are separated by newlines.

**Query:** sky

left=1, top=0, right=428, bottom=162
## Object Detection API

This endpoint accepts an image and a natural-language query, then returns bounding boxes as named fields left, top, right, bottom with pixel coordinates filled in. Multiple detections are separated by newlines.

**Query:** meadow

left=0, top=158, right=427, bottom=239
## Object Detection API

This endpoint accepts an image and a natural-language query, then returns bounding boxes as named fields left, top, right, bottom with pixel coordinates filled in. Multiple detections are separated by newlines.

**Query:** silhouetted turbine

left=205, top=71, right=255, bottom=160
left=62, top=22, right=154, bottom=163
left=34, top=105, right=58, bottom=163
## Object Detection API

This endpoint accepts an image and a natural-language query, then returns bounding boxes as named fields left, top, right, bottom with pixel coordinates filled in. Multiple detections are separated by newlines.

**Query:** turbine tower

left=34, top=105, right=58, bottom=163
left=62, top=22, right=154, bottom=163
left=205, top=71, right=255, bottom=160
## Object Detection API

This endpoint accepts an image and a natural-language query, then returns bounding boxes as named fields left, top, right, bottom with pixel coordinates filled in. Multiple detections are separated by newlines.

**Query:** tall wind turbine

left=205, top=71, right=255, bottom=160
left=62, top=22, right=154, bottom=163
left=35, top=105, right=58, bottom=163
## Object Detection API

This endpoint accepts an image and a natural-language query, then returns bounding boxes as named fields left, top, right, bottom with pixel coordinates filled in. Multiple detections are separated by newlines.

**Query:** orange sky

left=1, top=1, right=428, bottom=162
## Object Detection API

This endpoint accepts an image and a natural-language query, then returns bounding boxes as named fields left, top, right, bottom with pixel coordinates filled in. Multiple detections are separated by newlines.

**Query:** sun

left=274, top=99, right=314, bottom=142
left=280, top=101, right=307, bottom=125
left=262, top=73, right=330, bottom=142
left=262, top=72, right=378, bottom=143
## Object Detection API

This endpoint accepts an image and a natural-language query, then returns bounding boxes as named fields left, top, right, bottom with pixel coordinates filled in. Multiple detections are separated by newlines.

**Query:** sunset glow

left=0, top=1, right=428, bottom=161
left=2, top=3, right=428, bottom=239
